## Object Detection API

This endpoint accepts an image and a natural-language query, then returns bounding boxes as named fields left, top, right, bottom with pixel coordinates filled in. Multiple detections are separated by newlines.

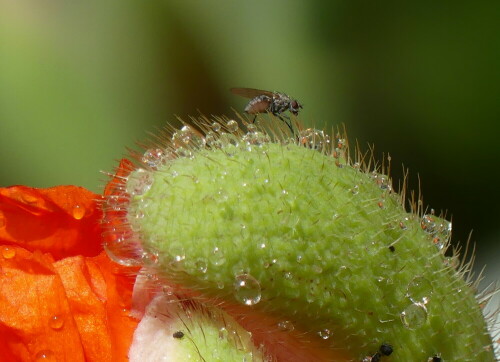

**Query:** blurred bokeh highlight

left=0, top=1, right=498, bottom=293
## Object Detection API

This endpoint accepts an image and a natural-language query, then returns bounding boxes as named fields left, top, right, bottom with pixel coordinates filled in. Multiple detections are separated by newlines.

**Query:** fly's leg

left=277, top=114, right=296, bottom=138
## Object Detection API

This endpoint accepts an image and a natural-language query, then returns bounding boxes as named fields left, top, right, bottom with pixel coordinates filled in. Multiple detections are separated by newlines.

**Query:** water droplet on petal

left=233, top=274, right=261, bottom=306
left=2, top=247, right=16, bottom=259
left=49, top=315, right=64, bottom=330
left=406, top=276, right=433, bottom=304
left=401, top=303, right=427, bottom=329
left=226, top=120, right=239, bottom=133
left=35, top=350, right=55, bottom=361
left=318, top=328, right=332, bottom=339
left=72, top=205, right=85, bottom=220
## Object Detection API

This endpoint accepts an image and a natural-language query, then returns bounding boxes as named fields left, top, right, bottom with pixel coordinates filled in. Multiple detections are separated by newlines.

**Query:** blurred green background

left=1, top=1, right=498, bottom=289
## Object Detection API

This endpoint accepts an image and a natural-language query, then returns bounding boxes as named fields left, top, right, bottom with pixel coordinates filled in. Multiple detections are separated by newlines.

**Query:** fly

left=230, top=87, right=302, bottom=135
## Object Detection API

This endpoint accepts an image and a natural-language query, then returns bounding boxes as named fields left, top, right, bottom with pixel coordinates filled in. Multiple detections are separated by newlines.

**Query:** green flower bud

left=104, top=115, right=497, bottom=361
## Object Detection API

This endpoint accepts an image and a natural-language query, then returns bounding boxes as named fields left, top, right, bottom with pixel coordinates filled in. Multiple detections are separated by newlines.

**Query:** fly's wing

left=230, top=87, right=274, bottom=99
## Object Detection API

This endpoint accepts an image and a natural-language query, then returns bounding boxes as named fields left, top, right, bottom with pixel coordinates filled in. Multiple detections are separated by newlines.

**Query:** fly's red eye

left=291, top=101, right=298, bottom=108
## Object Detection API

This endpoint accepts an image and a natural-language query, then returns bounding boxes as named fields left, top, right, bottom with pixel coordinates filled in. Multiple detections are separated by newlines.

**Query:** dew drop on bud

left=142, top=148, right=165, bottom=169
left=400, top=303, right=428, bottom=329
left=212, top=246, right=226, bottom=266
left=406, top=276, right=433, bottom=304
left=103, top=236, right=143, bottom=267
left=226, top=120, right=239, bottom=133
left=277, top=320, right=294, bottom=331
left=233, top=273, right=261, bottom=306
left=211, top=122, right=222, bottom=132
left=318, top=328, right=332, bottom=339
left=126, top=169, right=154, bottom=196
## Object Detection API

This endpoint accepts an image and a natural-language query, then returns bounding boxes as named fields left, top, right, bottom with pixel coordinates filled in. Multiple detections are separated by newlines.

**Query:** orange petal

left=0, top=186, right=102, bottom=260
left=0, top=246, right=138, bottom=362
left=0, top=246, right=86, bottom=361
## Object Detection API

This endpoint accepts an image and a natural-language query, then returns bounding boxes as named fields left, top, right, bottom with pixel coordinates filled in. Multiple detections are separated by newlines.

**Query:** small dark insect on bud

left=388, top=245, right=395, bottom=252
left=371, top=352, right=381, bottom=362
left=379, top=343, right=393, bottom=355
left=173, top=331, right=184, bottom=339
left=432, top=356, right=442, bottom=362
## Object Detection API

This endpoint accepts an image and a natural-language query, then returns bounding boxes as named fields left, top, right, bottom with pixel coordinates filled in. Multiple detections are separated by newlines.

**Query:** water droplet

left=142, top=148, right=165, bottom=169
left=263, top=258, right=277, bottom=268
left=211, top=122, right=222, bottom=132
left=212, top=247, right=226, bottom=266
left=105, top=195, right=127, bottom=210
left=172, top=125, right=203, bottom=149
left=169, top=245, right=186, bottom=263
left=283, top=271, right=293, bottom=280
left=421, top=214, right=436, bottom=234
left=219, top=327, right=229, bottom=339
left=2, top=247, right=16, bottom=259
left=205, top=131, right=218, bottom=147
left=195, top=260, right=208, bottom=273
left=401, top=303, right=427, bottom=329
left=317, top=328, right=332, bottom=339
left=175, top=146, right=193, bottom=159
left=233, top=274, right=261, bottom=306
left=220, top=133, right=240, bottom=155
left=443, top=256, right=459, bottom=269
left=246, top=124, right=256, bottom=133
left=312, top=265, right=323, bottom=274
left=277, top=320, right=294, bottom=331
left=350, top=185, right=359, bottom=195
left=72, top=205, right=85, bottom=220
left=336, top=265, right=352, bottom=280
left=20, top=193, right=38, bottom=205
left=406, top=276, right=433, bottom=304
left=103, top=232, right=142, bottom=267
left=35, top=350, right=55, bottom=361
left=242, top=130, right=269, bottom=147
left=372, top=172, right=392, bottom=191
left=49, top=315, right=64, bottom=330
left=126, top=169, right=154, bottom=196
left=300, top=129, right=330, bottom=151
left=141, top=250, right=159, bottom=265
left=226, top=120, right=239, bottom=133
